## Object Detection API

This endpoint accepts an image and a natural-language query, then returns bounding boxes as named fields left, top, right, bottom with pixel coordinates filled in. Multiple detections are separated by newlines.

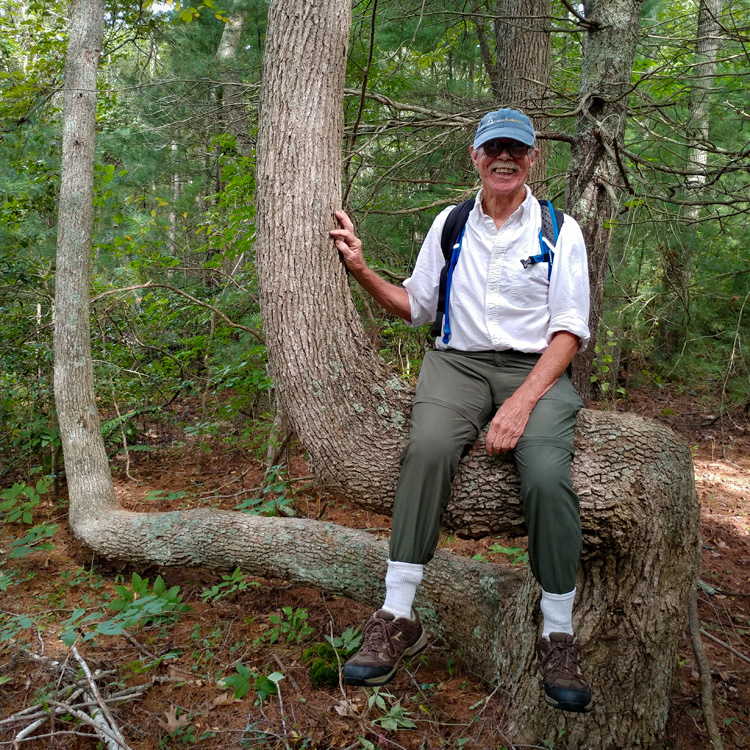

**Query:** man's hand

left=329, top=209, right=412, bottom=320
left=485, top=391, right=534, bottom=454
left=484, top=332, right=580, bottom=455
left=330, top=210, right=366, bottom=275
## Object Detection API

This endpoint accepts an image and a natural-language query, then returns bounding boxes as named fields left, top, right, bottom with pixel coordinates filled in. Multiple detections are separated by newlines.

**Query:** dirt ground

left=1, top=386, right=749, bottom=749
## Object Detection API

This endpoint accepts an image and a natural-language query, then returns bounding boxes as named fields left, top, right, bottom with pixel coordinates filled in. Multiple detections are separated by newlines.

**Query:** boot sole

left=343, top=629, right=429, bottom=687
left=542, top=692, right=594, bottom=714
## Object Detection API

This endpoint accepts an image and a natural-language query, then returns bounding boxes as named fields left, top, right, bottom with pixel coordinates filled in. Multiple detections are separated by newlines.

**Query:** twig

left=110, top=386, right=137, bottom=482
left=12, top=717, right=48, bottom=746
left=47, top=702, right=133, bottom=750
left=688, top=590, right=724, bottom=750
left=559, top=0, right=601, bottom=28
left=267, top=429, right=293, bottom=472
left=119, top=630, right=194, bottom=677
left=272, top=654, right=301, bottom=694
left=700, top=629, right=750, bottom=665
left=5, top=687, right=150, bottom=730
left=120, top=629, right=158, bottom=660
left=329, top=618, right=348, bottom=702
left=273, top=675, right=291, bottom=750
left=3, top=688, right=85, bottom=725
left=71, top=646, right=130, bottom=750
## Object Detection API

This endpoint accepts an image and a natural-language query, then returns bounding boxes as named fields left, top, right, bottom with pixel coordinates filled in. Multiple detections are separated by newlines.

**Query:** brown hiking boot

left=343, top=610, right=429, bottom=687
left=536, top=632, right=594, bottom=713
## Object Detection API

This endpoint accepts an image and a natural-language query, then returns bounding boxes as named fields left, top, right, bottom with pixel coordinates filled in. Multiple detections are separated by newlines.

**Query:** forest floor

left=2, top=385, right=749, bottom=750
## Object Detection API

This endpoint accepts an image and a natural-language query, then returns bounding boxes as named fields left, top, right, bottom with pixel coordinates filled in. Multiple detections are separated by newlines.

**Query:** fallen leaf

left=158, top=704, right=189, bottom=734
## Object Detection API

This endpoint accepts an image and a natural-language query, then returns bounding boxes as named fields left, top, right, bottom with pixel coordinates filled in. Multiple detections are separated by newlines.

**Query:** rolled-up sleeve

left=547, top=217, right=591, bottom=351
left=402, top=207, right=452, bottom=327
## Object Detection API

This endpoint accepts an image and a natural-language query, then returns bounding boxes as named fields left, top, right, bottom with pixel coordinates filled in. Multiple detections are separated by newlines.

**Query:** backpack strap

left=521, top=199, right=565, bottom=280
left=430, top=198, right=475, bottom=338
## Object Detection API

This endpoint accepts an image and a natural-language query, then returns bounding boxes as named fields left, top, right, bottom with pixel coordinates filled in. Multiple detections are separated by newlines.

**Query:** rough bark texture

left=252, top=1, right=698, bottom=747
left=56, top=0, right=699, bottom=747
left=566, top=0, right=644, bottom=400
left=493, top=0, right=552, bottom=190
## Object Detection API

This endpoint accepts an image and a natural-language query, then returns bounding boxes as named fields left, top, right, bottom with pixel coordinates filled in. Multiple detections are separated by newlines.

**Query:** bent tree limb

left=55, top=1, right=699, bottom=749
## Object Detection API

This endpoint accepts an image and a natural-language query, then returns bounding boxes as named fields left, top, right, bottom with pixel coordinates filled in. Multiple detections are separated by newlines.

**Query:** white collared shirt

left=403, top=187, right=590, bottom=353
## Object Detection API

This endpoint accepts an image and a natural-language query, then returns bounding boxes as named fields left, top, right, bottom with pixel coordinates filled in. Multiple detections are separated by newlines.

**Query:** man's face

left=470, top=138, right=538, bottom=198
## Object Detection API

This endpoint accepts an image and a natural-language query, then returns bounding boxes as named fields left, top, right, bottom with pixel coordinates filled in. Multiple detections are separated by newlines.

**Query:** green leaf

left=223, top=663, right=254, bottom=699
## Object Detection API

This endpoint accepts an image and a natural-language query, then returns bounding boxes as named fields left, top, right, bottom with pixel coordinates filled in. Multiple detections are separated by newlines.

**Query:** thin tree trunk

left=167, top=141, right=180, bottom=260
left=566, top=0, right=644, bottom=400
left=659, top=0, right=724, bottom=356
left=54, top=0, right=117, bottom=530
left=215, top=0, right=253, bottom=158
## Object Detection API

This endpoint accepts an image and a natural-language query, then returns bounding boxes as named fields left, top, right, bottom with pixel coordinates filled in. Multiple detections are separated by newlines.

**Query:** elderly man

left=330, top=109, right=592, bottom=713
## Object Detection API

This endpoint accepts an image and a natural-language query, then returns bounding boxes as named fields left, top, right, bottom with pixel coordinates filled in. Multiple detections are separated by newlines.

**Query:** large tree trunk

left=493, top=0, right=552, bottom=190
left=55, top=1, right=698, bottom=747
left=254, top=1, right=697, bottom=747
left=566, top=0, right=644, bottom=400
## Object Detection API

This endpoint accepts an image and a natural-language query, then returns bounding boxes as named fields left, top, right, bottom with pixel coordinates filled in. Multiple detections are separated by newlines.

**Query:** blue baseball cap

left=473, top=108, right=536, bottom=149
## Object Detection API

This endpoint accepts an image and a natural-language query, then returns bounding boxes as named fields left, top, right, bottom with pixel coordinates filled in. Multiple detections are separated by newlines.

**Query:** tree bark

left=493, top=0, right=552, bottom=190
left=252, top=1, right=697, bottom=747
left=55, top=0, right=699, bottom=747
left=566, top=0, right=644, bottom=401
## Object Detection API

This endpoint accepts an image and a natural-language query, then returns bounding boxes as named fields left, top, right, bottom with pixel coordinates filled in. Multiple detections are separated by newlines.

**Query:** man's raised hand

left=330, top=210, right=367, bottom=276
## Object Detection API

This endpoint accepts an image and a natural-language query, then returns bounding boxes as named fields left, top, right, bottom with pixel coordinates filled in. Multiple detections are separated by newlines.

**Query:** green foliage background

left=1, top=0, right=748, bottom=478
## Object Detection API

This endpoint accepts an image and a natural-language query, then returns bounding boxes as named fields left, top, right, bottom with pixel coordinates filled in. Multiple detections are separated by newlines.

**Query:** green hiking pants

left=389, top=349, right=584, bottom=594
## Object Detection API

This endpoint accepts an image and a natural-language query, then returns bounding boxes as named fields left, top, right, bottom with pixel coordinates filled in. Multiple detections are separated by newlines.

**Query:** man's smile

left=489, top=161, right=519, bottom=175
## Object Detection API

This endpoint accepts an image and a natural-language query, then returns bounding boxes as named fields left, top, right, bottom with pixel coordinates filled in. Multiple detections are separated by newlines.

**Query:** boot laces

left=361, top=617, right=397, bottom=659
left=543, top=639, right=582, bottom=684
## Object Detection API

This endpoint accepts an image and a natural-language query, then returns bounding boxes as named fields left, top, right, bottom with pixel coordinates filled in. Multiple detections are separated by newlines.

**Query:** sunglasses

left=481, top=140, right=530, bottom=159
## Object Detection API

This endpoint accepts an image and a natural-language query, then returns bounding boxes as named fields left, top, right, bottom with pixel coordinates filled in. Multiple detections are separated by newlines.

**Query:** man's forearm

left=351, top=265, right=412, bottom=322
left=514, top=332, right=580, bottom=407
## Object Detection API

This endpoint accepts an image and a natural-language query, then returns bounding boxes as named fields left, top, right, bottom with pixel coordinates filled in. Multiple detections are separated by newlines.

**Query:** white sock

left=382, top=559, right=423, bottom=620
left=541, top=588, right=576, bottom=638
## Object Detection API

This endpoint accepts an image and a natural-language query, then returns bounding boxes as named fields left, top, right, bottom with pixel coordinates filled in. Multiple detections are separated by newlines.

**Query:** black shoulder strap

left=440, top=199, right=475, bottom=261
left=537, top=200, right=572, bottom=379
left=521, top=200, right=566, bottom=277
left=431, top=199, right=475, bottom=338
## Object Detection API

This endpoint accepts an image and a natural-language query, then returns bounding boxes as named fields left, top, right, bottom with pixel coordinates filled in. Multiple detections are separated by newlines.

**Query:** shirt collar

left=475, top=185, right=533, bottom=223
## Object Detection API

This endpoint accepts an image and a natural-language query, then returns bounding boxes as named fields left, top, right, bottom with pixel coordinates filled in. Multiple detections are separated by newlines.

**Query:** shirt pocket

left=510, top=259, right=549, bottom=307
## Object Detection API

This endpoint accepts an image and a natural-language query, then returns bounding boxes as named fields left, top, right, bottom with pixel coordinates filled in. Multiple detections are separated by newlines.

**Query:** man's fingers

left=334, top=209, right=354, bottom=232
left=486, top=423, right=520, bottom=454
